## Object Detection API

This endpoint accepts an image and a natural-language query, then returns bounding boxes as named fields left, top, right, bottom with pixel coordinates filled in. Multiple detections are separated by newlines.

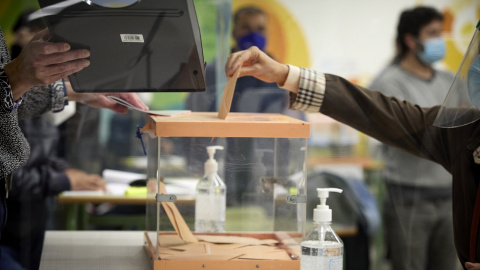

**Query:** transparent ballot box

left=142, top=112, right=310, bottom=270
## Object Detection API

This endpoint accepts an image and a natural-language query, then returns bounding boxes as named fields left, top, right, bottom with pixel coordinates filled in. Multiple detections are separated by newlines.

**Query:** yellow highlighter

left=125, top=186, right=147, bottom=196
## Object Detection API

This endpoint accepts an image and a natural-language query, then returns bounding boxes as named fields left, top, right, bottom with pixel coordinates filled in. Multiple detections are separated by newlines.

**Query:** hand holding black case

left=38, top=0, right=206, bottom=93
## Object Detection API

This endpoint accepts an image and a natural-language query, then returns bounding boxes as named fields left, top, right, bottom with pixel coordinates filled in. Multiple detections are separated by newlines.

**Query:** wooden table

left=59, top=194, right=147, bottom=230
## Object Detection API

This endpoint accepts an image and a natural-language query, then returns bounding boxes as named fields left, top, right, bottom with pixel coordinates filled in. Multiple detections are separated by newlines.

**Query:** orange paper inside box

left=144, top=232, right=301, bottom=270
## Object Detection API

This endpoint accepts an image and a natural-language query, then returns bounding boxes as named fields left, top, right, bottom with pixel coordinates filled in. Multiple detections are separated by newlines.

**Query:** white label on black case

left=120, top=34, right=144, bottom=43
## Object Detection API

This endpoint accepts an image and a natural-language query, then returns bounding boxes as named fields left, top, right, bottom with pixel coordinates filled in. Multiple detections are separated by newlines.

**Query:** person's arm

left=3, top=29, right=90, bottom=101
left=64, top=168, right=105, bottom=191
left=10, top=142, right=105, bottom=200
left=17, top=78, right=149, bottom=119
left=0, top=27, right=86, bottom=117
left=225, top=47, right=453, bottom=169
left=0, top=28, right=146, bottom=180
left=10, top=154, right=71, bottom=200
left=3, top=28, right=147, bottom=118
left=320, top=73, right=451, bottom=167
left=0, top=27, right=26, bottom=114
left=10, top=158, right=106, bottom=201
left=17, top=83, right=62, bottom=119
left=65, top=80, right=148, bottom=113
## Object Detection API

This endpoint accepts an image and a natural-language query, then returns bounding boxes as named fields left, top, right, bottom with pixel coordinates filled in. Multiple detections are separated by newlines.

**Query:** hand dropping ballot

left=108, top=64, right=239, bottom=119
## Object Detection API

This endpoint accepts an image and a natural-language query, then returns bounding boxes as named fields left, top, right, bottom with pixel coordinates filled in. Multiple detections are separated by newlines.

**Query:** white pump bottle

left=301, top=188, right=344, bottom=270
left=195, top=146, right=226, bottom=233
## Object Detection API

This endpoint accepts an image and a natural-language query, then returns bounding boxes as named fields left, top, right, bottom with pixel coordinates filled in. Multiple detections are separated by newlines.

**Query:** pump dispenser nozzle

left=314, top=188, right=343, bottom=223
left=205, top=146, right=223, bottom=174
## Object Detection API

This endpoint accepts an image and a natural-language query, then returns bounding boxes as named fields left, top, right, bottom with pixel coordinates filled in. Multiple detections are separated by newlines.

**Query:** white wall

left=277, top=0, right=478, bottom=83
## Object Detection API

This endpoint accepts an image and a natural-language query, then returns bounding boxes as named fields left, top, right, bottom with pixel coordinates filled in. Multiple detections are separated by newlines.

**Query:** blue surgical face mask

left=417, top=37, right=446, bottom=64
left=237, top=32, right=266, bottom=51
left=468, top=56, right=480, bottom=108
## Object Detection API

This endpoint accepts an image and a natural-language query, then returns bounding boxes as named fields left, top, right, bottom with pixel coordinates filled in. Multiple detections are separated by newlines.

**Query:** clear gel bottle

left=301, top=188, right=343, bottom=270
left=195, top=146, right=226, bottom=233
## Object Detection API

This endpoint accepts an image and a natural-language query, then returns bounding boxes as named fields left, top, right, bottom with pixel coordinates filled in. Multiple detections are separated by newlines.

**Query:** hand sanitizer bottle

left=301, top=188, right=343, bottom=270
left=195, top=146, right=226, bottom=233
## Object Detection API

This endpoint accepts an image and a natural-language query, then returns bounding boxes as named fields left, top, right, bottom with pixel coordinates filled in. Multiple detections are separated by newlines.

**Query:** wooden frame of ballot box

left=142, top=112, right=310, bottom=270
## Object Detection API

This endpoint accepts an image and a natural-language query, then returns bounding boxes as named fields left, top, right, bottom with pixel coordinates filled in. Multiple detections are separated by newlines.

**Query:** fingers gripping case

left=38, top=0, right=206, bottom=93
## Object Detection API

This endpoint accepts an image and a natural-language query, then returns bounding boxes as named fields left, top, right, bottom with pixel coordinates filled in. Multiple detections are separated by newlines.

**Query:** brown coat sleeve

left=320, top=73, right=453, bottom=171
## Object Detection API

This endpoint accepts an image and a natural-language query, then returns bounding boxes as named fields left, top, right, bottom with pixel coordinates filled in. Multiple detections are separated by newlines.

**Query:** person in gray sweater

left=369, top=7, right=457, bottom=270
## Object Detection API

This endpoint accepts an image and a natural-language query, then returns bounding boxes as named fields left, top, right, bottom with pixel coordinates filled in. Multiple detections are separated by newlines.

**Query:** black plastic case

left=38, top=0, right=206, bottom=93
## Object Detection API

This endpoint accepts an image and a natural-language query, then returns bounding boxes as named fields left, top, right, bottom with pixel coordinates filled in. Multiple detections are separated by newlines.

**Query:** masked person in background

left=186, top=6, right=290, bottom=114
left=225, top=20, right=480, bottom=269
left=368, top=7, right=458, bottom=270
left=232, top=6, right=267, bottom=53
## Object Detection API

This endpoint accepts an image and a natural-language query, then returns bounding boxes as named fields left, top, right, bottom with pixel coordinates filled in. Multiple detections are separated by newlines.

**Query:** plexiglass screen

left=146, top=136, right=307, bottom=260
left=146, top=136, right=307, bottom=228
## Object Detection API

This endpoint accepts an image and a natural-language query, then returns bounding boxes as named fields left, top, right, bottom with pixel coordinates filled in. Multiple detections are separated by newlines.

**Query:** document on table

left=61, top=169, right=197, bottom=196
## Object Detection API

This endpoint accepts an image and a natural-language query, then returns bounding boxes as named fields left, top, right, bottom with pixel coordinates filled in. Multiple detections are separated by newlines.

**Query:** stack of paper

left=157, top=234, right=294, bottom=261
